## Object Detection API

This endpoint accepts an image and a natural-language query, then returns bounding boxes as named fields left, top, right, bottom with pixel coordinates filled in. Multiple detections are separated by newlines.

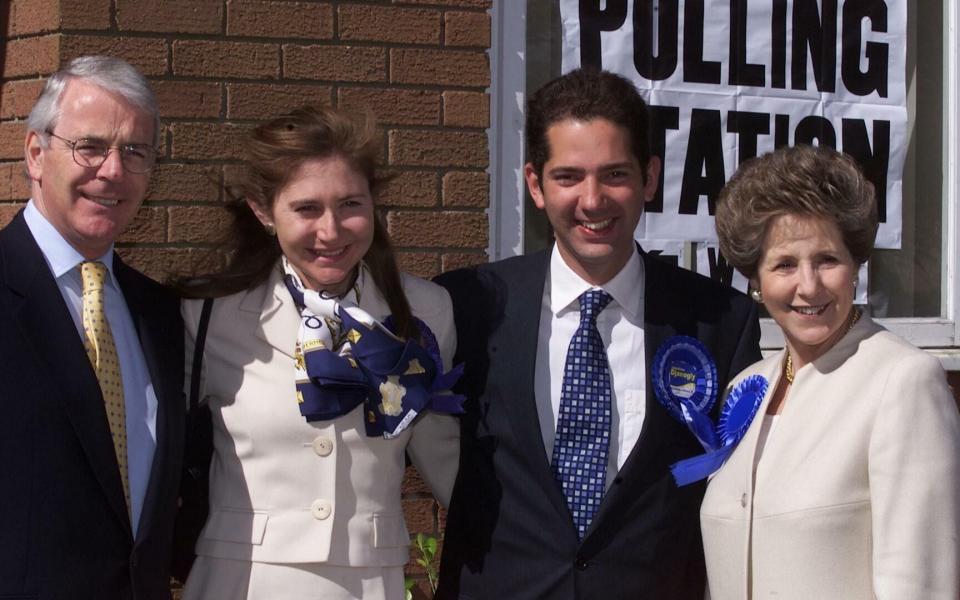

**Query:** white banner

left=560, top=0, right=906, bottom=249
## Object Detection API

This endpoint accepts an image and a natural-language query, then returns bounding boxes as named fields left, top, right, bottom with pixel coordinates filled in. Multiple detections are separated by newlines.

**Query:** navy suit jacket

left=0, top=211, right=184, bottom=599
left=434, top=247, right=761, bottom=600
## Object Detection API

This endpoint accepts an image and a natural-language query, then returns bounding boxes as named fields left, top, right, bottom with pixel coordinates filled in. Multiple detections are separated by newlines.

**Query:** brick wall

left=1, top=0, right=491, bottom=593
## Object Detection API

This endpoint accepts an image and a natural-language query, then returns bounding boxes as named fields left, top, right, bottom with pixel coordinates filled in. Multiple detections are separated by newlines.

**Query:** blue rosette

left=651, top=336, right=719, bottom=429
left=669, top=374, right=768, bottom=486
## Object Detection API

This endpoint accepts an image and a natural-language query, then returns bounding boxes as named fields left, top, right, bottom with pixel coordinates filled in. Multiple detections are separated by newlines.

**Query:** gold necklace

left=783, top=308, right=861, bottom=384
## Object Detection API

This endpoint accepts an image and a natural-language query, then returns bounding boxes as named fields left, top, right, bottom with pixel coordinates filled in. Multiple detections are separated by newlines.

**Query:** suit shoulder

left=116, top=261, right=181, bottom=318
left=645, top=254, right=754, bottom=318
left=435, top=252, right=545, bottom=295
left=647, top=254, right=746, bottom=299
left=862, top=326, right=944, bottom=374
left=400, top=272, right=453, bottom=317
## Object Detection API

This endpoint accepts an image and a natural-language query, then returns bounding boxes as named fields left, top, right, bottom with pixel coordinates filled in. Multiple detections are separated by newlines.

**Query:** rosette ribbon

left=651, top=336, right=767, bottom=486
left=286, top=278, right=465, bottom=439
left=668, top=375, right=768, bottom=486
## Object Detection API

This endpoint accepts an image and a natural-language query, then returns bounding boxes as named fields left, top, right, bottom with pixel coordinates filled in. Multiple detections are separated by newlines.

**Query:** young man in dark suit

left=435, top=69, right=762, bottom=599
left=0, top=56, right=184, bottom=599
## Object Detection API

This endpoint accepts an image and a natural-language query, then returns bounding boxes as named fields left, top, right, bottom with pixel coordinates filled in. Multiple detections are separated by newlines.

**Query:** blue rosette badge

left=652, top=336, right=767, bottom=486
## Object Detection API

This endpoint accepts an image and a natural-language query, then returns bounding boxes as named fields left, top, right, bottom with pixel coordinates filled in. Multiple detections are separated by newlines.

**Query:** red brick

left=153, top=81, right=222, bottom=119
left=388, top=130, right=487, bottom=168
left=391, top=49, right=488, bottom=87
left=60, top=0, right=112, bottom=30
left=444, top=11, right=490, bottom=47
left=170, top=123, right=252, bottom=161
left=284, top=45, right=386, bottom=83
left=396, top=251, right=441, bottom=278
left=146, top=163, right=221, bottom=203
left=221, top=164, right=247, bottom=191
left=402, top=465, right=431, bottom=495
left=0, top=162, right=31, bottom=200
left=338, top=88, right=439, bottom=127
left=227, top=83, right=332, bottom=120
left=442, top=170, right=487, bottom=207
left=0, top=167, right=12, bottom=202
left=394, top=0, right=490, bottom=8
left=402, top=497, right=438, bottom=535
left=117, top=206, right=167, bottom=244
left=0, top=123, right=27, bottom=161
left=117, top=0, right=223, bottom=34
left=156, top=123, right=170, bottom=157
left=7, top=0, right=58, bottom=36
left=3, top=36, right=60, bottom=78
left=168, top=205, right=232, bottom=243
left=0, top=203, right=26, bottom=228
left=173, top=40, right=280, bottom=79
left=115, top=247, right=208, bottom=282
left=442, top=90, right=489, bottom=128
left=378, top=170, right=439, bottom=208
left=61, top=35, right=168, bottom=76
left=228, top=1, right=333, bottom=39
left=442, top=251, right=487, bottom=271
left=339, top=5, right=440, bottom=45
left=1, top=79, right=45, bottom=120
left=388, top=210, right=486, bottom=248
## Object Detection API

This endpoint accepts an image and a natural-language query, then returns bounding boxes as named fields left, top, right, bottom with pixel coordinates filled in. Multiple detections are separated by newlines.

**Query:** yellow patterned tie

left=80, top=261, right=130, bottom=515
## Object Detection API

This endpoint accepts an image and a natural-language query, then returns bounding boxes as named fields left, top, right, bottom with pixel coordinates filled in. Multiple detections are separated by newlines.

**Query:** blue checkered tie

left=552, top=289, right=613, bottom=539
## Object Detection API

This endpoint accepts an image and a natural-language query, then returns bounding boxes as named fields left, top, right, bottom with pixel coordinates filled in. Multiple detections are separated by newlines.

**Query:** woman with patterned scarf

left=178, top=105, right=462, bottom=600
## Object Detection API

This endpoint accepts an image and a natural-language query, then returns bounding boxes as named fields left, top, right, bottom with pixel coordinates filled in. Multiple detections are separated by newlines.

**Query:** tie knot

left=579, top=289, right=612, bottom=323
left=81, top=261, right=108, bottom=294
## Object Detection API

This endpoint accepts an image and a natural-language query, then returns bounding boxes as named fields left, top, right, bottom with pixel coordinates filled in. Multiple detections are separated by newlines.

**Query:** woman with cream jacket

left=179, top=106, right=460, bottom=600
left=701, top=145, right=960, bottom=599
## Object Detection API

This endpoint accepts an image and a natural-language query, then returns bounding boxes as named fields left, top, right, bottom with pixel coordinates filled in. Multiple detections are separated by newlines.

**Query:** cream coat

left=701, top=316, right=960, bottom=600
left=181, top=265, right=459, bottom=570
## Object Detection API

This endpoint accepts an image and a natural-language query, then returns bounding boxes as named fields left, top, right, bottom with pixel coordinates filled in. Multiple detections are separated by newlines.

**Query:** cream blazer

left=701, top=316, right=960, bottom=600
left=182, top=265, right=460, bottom=567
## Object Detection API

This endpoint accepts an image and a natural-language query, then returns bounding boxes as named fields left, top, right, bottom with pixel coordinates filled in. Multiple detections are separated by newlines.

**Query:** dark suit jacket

left=434, top=247, right=761, bottom=600
left=0, top=211, right=184, bottom=600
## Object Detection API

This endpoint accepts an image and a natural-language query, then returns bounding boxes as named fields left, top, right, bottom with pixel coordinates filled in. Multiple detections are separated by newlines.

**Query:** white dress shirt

left=535, top=244, right=646, bottom=488
left=24, top=200, right=158, bottom=536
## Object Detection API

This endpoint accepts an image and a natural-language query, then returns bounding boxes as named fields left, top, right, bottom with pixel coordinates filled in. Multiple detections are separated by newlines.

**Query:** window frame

left=488, top=0, right=960, bottom=366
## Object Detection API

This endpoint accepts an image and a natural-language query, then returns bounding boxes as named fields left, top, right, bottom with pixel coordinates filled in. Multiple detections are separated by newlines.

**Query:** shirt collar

left=24, top=199, right=118, bottom=285
left=548, top=243, right=644, bottom=320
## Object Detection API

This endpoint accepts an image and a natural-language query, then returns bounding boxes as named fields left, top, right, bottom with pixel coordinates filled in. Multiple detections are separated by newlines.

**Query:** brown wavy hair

left=715, top=144, right=878, bottom=281
left=176, top=105, right=415, bottom=339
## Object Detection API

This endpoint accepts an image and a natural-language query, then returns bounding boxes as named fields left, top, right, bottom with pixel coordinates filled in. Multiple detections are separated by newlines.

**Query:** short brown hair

left=715, top=144, right=878, bottom=280
left=526, top=68, right=652, bottom=177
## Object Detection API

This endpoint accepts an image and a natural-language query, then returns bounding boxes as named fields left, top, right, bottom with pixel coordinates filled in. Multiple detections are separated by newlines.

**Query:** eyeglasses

left=45, top=131, right=158, bottom=174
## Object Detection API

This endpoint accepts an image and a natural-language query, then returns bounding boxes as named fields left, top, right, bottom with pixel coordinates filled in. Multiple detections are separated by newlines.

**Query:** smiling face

left=25, top=78, right=154, bottom=259
left=754, top=213, right=858, bottom=368
left=524, top=118, right=659, bottom=285
left=250, top=155, right=375, bottom=295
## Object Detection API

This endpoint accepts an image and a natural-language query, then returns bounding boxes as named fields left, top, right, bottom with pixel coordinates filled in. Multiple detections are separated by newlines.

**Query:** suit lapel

left=493, top=251, right=572, bottom=520
left=114, top=256, right=182, bottom=543
left=585, top=250, right=685, bottom=538
left=246, top=265, right=300, bottom=358
left=0, top=213, right=132, bottom=535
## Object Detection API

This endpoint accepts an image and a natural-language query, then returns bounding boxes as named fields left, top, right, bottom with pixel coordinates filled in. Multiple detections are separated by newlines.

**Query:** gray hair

left=26, top=55, right=160, bottom=147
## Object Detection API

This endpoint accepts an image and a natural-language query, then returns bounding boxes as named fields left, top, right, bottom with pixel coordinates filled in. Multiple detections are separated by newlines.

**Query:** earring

left=750, top=289, right=763, bottom=303
left=852, top=278, right=859, bottom=288
left=264, top=223, right=276, bottom=236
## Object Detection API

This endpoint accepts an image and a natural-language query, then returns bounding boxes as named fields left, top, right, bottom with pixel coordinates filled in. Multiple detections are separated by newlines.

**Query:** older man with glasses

left=0, top=55, right=184, bottom=599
